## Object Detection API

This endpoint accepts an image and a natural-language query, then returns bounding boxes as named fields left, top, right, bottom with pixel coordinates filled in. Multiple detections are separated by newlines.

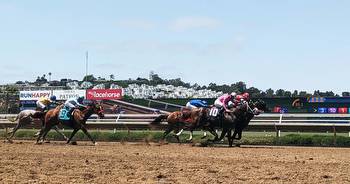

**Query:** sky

left=0, top=0, right=349, bottom=94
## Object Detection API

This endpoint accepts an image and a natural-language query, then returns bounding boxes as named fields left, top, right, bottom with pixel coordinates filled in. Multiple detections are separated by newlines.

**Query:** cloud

left=169, top=16, right=221, bottom=32
left=117, top=19, right=156, bottom=30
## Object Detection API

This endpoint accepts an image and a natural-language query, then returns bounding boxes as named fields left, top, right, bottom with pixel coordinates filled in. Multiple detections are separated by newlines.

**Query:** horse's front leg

left=175, top=129, right=184, bottom=136
left=203, top=125, right=218, bottom=141
left=186, top=130, right=193, bottom=141
left=201, top=131, right=207, bottom=139
left=218, top=128, right=228, bottom=141
left=227, top=129, right=234, bottom=147
left=80, top=125, right=96, bottom=145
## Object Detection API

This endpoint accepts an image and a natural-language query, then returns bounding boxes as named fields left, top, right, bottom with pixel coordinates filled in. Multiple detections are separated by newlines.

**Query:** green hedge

left=3, top=130, right=350, bottom=147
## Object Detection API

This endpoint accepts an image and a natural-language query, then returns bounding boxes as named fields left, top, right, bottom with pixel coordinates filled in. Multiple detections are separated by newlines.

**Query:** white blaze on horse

left=6, top=109, right=68, bottom=143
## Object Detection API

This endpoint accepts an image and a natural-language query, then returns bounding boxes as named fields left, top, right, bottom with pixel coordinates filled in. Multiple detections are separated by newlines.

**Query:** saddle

left=58, top=107, right=76, bottom=121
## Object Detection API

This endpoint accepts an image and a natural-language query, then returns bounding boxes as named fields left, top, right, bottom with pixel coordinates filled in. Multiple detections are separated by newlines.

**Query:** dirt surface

left=0, top=140, right=349, bottom=184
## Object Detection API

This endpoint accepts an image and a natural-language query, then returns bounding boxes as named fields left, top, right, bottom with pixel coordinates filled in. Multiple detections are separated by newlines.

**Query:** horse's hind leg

left=53, top=126, right=68, bottom=141
left=162, top=126, right=173, bottom=140
left=7, top=122, right=21, bottom=142
left=36, top=128, right=46, bottom=144
left=67, top=128, right=79, bottom=144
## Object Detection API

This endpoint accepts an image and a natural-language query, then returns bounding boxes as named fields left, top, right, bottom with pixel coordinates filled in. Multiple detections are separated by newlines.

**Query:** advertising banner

left=338, top=107, right=348, bottom=114
left=327, top=108, right=337, bottom=114
left=86, top=89, right=122, bottom=100
left=317, top=107, right=327, bottom=114
left=19, top=90, right=52, bottom=101
left=53, top=90, right=86, bottom=100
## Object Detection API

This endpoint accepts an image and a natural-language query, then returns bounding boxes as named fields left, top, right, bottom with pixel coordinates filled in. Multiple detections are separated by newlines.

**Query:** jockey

left=234, top=92, right=250, bottom=106
left=214, top=92, right=237, bottom=112
left=185, top=99, right=208, bottom=109
left=36, top=96, right=57, bottom=112
left=63, top=96, right=86, bottom=116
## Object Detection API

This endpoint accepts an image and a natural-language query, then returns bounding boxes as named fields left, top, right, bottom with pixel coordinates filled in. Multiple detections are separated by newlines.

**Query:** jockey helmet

left=77, top=96, right=84, bottom=103
left=242, top=93, right=250, bottom=100
left=230, top=92, right=237, bottom=97
left=50, top=95, right=56, bottom=101
left=227, top=101, right=234, bottom=108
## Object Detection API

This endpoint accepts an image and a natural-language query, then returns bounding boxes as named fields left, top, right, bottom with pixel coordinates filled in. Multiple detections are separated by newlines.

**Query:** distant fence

left=1, top=113, right=350, bottom=137
left=145, top=99, right=184, bottom=111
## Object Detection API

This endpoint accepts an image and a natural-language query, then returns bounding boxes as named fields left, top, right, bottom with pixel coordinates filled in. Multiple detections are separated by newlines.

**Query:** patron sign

left=86, top=89, right=122, bottom=100
left=53, top=90, right=86, bottom=100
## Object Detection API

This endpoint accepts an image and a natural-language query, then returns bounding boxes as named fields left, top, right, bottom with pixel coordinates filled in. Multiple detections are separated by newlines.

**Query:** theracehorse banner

left=86, top=89, right=123, bottom=100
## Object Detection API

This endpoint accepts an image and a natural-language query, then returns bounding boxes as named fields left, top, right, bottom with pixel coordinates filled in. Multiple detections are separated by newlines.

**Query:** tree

left=275, top=89, right=285, bottom=97
left=83, top=75, right=97, bottom=82
left=109, top=74, right=115, bottom=81
left=15, top=81, right=24, bottom=85
left=246, top=87, right=261, bottom=98
left=231, top=81, right=246, bottom=93
left=299, top=91, right=311, bottom=97
left=265, top=88, right=274, bottom=97
left=48, top=72, right=52, bottom=82
left=284, top=91, right=292, bottom=97
left=292, top=90, right=298, bottom=97
left=150, top=74, right=164, bottom=85
left=342, top=92, right=350, bottom=97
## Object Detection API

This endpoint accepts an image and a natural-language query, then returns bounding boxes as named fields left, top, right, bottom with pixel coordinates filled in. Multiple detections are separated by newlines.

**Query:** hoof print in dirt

left=71, top=141, right=78, bottom=145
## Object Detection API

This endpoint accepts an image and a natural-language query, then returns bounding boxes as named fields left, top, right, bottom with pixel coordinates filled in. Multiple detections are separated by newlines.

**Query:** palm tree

left=48, top=72, right=52, bottom=82
left=109, top=74, right=115, bottom=81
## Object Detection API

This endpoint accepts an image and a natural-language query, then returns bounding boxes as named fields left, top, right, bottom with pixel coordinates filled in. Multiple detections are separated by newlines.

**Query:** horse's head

left=87, top=101, right=105, bottom=119
left=251, top=99, right=268, bottom=115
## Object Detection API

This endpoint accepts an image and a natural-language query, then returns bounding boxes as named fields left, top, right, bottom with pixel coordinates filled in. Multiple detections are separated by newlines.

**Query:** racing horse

left=6, top=109, right=68, bottom=143
left=36, top=101, right=104, bottom=145
left=197, top=99, right=267, bottom=147
left=151, top=108, right=217, bottom=142
left=230, top=99, right=267, bottom=143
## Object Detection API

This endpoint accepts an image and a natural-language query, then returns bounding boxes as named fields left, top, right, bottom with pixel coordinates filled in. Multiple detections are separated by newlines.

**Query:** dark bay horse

left=151, top=108, right=215, bottom=142
left=36, top=102, right=104, bottom=145
left=197, top=99, right=267, bottom=147
left=230, top=100, right=268, bottom=143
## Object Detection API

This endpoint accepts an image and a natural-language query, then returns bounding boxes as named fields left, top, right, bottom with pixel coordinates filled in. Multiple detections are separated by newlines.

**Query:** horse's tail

left=151, top=114, right=169, bottom=125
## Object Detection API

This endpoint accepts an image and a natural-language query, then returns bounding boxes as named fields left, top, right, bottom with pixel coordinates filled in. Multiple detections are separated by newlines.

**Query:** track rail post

left=277, top=113, right=283, bottom=137
left=333, top=126, right=337, bottom=146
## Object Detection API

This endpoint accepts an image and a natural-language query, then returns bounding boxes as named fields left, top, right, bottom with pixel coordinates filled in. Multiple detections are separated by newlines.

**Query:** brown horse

left=36, top=102, right=104, bottom=145
left=151, top=108, right=216, bottom=142
left=6, top=109, right=68, bottom=143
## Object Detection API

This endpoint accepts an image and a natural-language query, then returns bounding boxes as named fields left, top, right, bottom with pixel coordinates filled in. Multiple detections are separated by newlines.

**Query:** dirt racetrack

left=0, top=140, right=349, bottom=184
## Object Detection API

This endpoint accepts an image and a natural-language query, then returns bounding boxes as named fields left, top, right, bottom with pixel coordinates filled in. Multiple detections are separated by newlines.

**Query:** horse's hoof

left=71, top=141, right=77, bottom=145
left=44, top=141, right=50, bottom=143
left=235, top=144, right=241, bottom=147
left=35, top=142, right=42, bottom=145
left=5, top=139, right=13, bottom=144
left=93, top=142, right=98, bottom=146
